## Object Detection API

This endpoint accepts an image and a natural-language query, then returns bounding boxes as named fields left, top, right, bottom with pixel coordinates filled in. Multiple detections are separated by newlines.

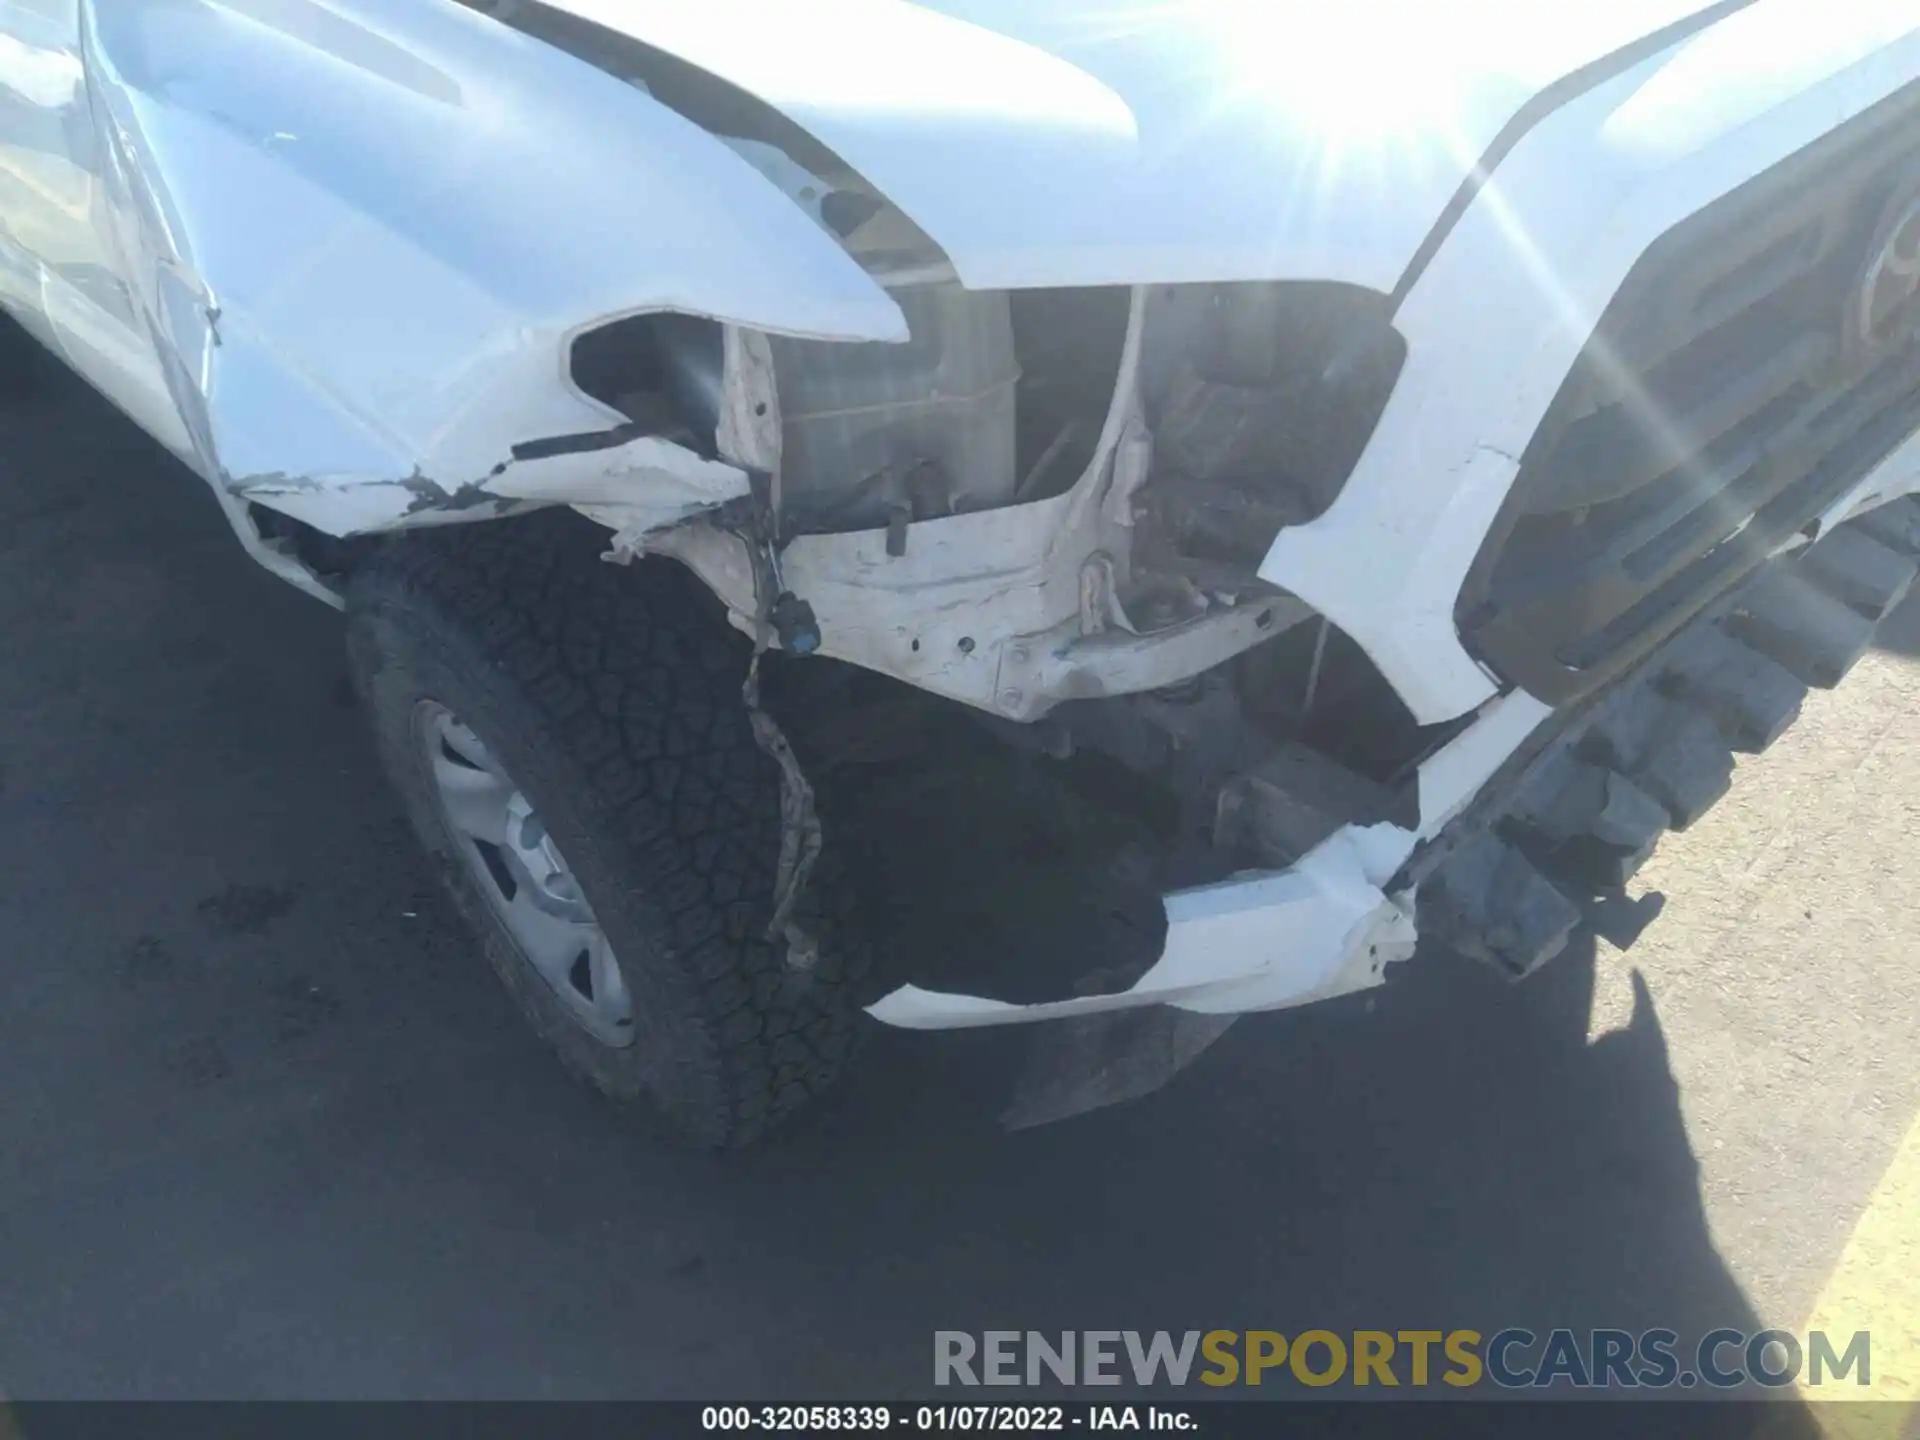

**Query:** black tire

left=345, top=513, right=870, bottom=1148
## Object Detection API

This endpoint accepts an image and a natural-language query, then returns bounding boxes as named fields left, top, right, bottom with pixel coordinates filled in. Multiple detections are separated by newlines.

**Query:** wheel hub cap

left=416, top=702, right=635, bottom=1048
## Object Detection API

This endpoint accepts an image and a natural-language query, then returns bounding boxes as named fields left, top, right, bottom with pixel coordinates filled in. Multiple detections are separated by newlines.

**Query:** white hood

left=527, top=0, right=1744, bottom=292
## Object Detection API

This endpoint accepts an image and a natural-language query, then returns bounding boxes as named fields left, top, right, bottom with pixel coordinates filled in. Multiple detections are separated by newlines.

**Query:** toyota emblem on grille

left=1853, top=189, right=1920, bottom=356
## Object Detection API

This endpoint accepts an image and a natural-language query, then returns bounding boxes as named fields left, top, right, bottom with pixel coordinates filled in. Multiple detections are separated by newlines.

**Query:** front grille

left=1461, top=80, right=1920, bottom=704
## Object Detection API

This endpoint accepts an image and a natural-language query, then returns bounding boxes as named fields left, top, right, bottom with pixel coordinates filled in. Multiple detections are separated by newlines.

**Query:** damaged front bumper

left=868, top=824, right=1418, bottom=1031
left=864, top=686, right=1551, bottom=1031
left=861, top=473, right=1920, bottom=1127
left=851, top=684, right=1549, bottom=1128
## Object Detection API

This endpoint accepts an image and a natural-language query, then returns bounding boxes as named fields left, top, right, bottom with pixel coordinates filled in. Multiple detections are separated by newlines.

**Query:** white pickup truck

left=4, top=0, right=1918, bottom=1146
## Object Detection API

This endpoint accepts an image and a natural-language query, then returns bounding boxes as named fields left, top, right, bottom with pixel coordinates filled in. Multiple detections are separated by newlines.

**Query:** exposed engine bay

left=573, top=278, right=1406, bottom=710
left=395, top=1, right=1781, bottom=1034
left=567, top=271, right=1447, bottom=892
left=564, top=253, right=1472, bottom=1074
left=443, top=0, right=1410, bottom=739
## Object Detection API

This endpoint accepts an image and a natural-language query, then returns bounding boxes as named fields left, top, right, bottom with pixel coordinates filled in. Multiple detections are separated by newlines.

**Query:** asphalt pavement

left=0, top=353, right=1915, bottom=1409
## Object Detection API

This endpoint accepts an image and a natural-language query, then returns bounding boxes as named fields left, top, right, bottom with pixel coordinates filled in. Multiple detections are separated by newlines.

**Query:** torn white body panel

left=1416, top=690, right=1556, bottom=837
left=866, top=694, right=1551, bottom=1031
left=247, top=435, right=753, bottom=539
left=868, top=827, right=1417, bottom=1030
left=6, top=0, right=904, bottom=544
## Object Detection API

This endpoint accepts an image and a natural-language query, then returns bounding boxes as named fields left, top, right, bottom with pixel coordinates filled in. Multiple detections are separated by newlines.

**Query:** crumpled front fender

left=80, top=0, right=906, bottom=535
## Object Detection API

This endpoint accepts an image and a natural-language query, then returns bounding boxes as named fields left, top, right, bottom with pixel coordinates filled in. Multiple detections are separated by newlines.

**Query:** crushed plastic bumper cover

left=860, top=485, right=1920, bottom=1123
left=861, top=683, right=1552, bottom=1044
left=868, top=822, right=1421, bottom=1130
left=866, top=821, right=1420, bottom=1030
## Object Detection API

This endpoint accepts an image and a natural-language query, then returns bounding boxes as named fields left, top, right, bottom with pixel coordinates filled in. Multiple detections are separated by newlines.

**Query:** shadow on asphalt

left=0, top=355, right=1822, bottom=1428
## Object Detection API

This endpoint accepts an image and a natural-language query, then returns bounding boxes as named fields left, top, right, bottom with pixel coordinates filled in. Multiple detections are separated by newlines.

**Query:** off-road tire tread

left=346, top=514, right=868, bottom=1149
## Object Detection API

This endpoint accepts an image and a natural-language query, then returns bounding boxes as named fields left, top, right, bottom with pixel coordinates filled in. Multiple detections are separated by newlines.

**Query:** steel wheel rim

left=414, top=701, right=636, bottom=1048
